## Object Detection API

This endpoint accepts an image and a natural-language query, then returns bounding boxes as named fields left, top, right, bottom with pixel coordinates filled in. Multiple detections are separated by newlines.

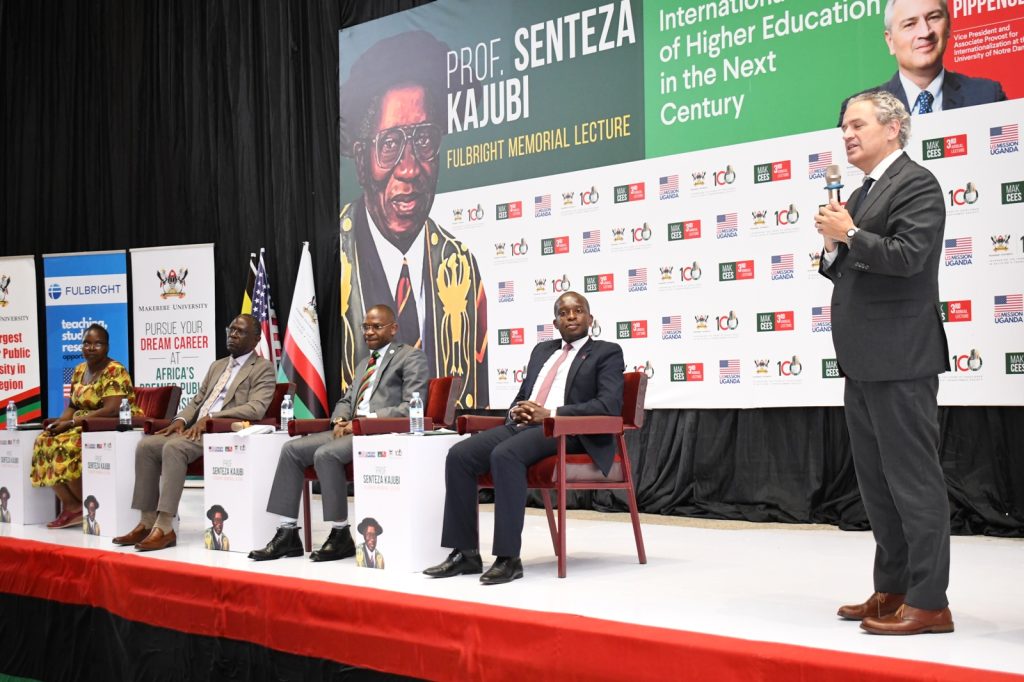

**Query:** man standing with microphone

left=814, top=90, right=952, bottom=635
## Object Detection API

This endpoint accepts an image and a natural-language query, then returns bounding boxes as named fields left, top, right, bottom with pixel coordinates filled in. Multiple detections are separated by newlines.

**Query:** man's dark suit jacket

left=837, top=70, right=1007, bottom=125
left=819, top=152, right=949, bottom=381
left=510, top=338, right=624, bottom=474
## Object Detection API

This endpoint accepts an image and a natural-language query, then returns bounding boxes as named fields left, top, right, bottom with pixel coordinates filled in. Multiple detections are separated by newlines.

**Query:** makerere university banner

left=0, top=255, right=42, bottom=427
left=339, top=0, right=1024, bottom=407
left=130, top=244, right=217, bottom=411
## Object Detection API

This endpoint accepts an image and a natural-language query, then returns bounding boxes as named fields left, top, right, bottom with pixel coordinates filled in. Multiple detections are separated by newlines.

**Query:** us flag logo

left=498, top=281, right=514, bottom=303
left=582, top=230, right=601, bottom=253
left=944, top=237, right=973, bottom=266
left=534, top=194, right=551, bottom=217
left=808, top=151, right=831, bottom=179
left=716, top=213, right=738, bottom=239
left=990, top=125, right=1018, bottom=155
left=811, top=306, right=831, bottom=333
left=770, top=254, right=794, bottom=280
left=661, top=315, right=682, bottom=339
left=719, top=359, right=741, bottom=384
left=628, top=267, right=648, bottom=292
left=536, top=324, right=555, bottom=342
left=994, top=294, right=1023, bottom=323
left=659, top=175, right=679, bottom=200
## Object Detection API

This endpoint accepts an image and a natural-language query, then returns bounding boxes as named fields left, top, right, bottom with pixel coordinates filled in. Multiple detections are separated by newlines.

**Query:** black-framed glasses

left=225, top=326, right=248, bottom=338
left=369, top=123, right=442, bottom=170
left=361, top=323, right=395, bottom=332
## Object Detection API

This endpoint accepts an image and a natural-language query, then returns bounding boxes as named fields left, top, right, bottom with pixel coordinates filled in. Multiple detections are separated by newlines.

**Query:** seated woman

left=31, top=323, right=141, bottom=528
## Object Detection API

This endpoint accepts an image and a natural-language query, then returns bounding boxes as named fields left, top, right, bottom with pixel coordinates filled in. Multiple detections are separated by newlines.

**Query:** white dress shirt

left=898, top=70, right=945, bottom=114
left=356, top=343, right=390, bottom=418
left=528, top=340, right=584, bottom=414
left=823, top=148, right=904, bottom=265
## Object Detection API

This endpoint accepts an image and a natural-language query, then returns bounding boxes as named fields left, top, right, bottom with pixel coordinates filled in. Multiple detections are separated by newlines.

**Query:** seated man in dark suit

left=113, top=314, right=276, bottom=552
left=249, top=304, right=427, bottom=562
left=837, top=0, right=1006, bottom=124
left=424, top=291, right=624, bottom=584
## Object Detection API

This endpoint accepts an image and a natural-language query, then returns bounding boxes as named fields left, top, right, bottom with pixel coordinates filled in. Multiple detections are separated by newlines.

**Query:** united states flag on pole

left=252, top=249, right=280, bottom=370
left=277, top=243, right=328, bottom=418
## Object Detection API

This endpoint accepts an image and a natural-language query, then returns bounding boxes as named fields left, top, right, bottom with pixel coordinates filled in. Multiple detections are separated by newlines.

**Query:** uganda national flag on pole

left=277, top=243, right=328, bottom=418
left=240, top=252, right=257, bottom=314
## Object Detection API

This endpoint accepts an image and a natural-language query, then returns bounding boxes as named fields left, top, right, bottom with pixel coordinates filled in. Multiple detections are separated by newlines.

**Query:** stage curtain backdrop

left=1, top=0, right=1021, bottom=535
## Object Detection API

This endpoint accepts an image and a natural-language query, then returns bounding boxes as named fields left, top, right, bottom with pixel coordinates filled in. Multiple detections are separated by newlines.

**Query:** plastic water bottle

left=6, top=401, right=17, bottom=431
left=409, top=391, right=424, bottom=435
left=280, top=394, right=294, bottom=432
left=119, top=398, right=132, bottom=429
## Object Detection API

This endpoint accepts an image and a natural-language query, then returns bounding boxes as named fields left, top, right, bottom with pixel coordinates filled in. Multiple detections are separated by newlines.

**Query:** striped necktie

left=395, top=258, right=420, bottom=346
left=355, top=351, right=380, bottom=406
left=199, top=358, right=238, bottom=418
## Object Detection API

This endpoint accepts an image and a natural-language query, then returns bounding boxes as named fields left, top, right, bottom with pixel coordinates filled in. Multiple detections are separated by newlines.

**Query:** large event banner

left=42, top=251, right=130, bottom=417
left=339, top=0, right=1024, bottom=408
left=130, top=244, right=216, bottom=411
left=0, top=256, right=42, bottom=427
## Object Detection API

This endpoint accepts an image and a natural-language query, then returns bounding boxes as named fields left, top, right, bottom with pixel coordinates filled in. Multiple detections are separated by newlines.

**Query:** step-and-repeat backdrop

left=339, top=0, right=1023, bottom=408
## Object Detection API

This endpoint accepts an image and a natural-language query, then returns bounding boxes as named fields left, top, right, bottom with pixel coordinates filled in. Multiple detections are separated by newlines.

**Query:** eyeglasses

left=361, top=323, right=395, bottom=332
left=224, top=326, right=249, bottom=338
left=82, top=341, right=108, bottom=347
left=369, top=123, right=442, bottom=170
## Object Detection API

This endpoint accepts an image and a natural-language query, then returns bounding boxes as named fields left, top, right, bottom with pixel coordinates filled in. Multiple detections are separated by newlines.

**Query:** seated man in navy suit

left=838, top=0, right=1006, bottom=124
left=424, top=291, right=624, bottom=584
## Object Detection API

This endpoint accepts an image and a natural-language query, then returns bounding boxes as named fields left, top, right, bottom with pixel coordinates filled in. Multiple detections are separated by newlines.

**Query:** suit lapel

left=853, top=153, right=909, bottom=224
left=563, top=338, right=594, bottom=400
left=885, top=72, right=911, bottom=112
left=370, top=344, right=402, bottom=401
left=222, top=355, right=253, bottom=406
left=942, top=71, right=964, bottom=110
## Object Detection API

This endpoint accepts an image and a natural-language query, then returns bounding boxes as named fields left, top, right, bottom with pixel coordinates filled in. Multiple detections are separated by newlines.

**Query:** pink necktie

left=534, top=343, right=572, bottom=407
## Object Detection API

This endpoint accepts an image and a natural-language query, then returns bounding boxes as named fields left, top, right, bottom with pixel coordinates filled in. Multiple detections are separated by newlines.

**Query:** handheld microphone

left=825, top=165, right=843, bottom=203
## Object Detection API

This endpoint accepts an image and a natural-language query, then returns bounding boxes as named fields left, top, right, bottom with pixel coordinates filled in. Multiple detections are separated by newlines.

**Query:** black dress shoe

left=480, top=557, right=523, bottom=585
left=249, top=526, right=304, bottom=561
left=423, top=549, right=483, bottom=578
left=310, top=526, right=355, bottom=562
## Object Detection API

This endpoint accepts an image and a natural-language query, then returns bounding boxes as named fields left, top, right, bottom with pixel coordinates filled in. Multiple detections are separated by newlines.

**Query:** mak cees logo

left=994, top=294, right=1023, bottom=323
left=667, top=219, right=701, bottom=241
left=719, top=260, right=755, bottom=281
left=1006, top=352, right=1024, bottom=375
left=614, top=182, right=645, bottom=203
left=671, top=363, right=704, bottom=381
left=821, top=358, right=843, bottom=379
left=754, top=160, right=791, bottom=183
left=940, top=300, right=971, bottom=322
left=757, top=311, right=795, bottom=332
left=923, top=134, right=968, bottom=160
left=617, top=320, right=648, bottom=339
left=584, top=273, right=615, bottom=293
left=990, top=124, right=1019, bottom=155
left=497, top=328, right=524, bottom=345
left=1002, top=181, right=1023, bottom=204
left=496, top=201, right=522, bottom=220
left=541, top=236, right=570, bottom=255
left=944, top=237, right=973, bottom=266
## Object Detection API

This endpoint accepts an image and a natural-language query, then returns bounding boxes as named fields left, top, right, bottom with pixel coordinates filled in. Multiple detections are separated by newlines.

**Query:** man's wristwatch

left=846, top=227, right=859, bottom=243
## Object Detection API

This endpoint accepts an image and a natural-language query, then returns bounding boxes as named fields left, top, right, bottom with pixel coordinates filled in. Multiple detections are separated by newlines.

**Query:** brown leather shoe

left=837, top=592, right=906, bottom=621
left=135, top=527, right=177, bottom=552
left=861, top=604, right=954, bottom=635
left=112, top=523, right=151, bottom=546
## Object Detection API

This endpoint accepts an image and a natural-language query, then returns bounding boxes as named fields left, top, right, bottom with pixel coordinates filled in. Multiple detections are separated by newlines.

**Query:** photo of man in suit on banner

left=354, top=517, right=385, bottom=569
left=339, top=30, right=488, bottom=411
left=204, top=504, right=230, bottom=551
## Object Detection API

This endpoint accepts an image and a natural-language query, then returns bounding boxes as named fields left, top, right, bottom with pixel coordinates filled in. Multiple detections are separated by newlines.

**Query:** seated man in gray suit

left=250, top=304, right=427, bottom=562
left=838, top=0, right=1006, bottom=124
left=113, top=314, right=276, bottom=552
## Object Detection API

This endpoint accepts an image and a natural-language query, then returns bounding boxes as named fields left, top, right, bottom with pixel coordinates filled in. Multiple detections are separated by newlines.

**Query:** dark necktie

left=848, top=176, right=875, bottom=218
left=355, top=351, right=380, bottom=406
left=395, top=258, right=420, bottom=347
left=914, top=90, right=934, bottom=114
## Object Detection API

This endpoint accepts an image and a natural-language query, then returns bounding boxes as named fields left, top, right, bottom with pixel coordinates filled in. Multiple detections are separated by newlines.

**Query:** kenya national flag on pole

left=251, top=249, right=281, bottom=370
left=277, top=243, right=328, bottom=418
left=240, top=252, right=256, bottom=314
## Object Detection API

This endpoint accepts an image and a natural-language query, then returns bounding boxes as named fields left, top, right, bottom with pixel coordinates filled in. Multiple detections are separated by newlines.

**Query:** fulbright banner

left=0, top=255, right=42, bottom=427
left=42, top=251, right=130, bottom=417
left=130, top=244, right=216, bottom=411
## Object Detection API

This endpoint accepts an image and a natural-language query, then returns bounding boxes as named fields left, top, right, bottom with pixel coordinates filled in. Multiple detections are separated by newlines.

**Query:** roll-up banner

left=0, top=255, right=42, bottom=427
left=42, top=251, right=130, bottom=418
left=130, top=244, right=217, bottom=412
left=339, top=0, right=1024, bottom=408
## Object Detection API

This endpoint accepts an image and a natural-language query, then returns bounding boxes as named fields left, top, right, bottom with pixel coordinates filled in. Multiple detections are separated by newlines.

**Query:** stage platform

left=1, top=487, right=1022, bottom=681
